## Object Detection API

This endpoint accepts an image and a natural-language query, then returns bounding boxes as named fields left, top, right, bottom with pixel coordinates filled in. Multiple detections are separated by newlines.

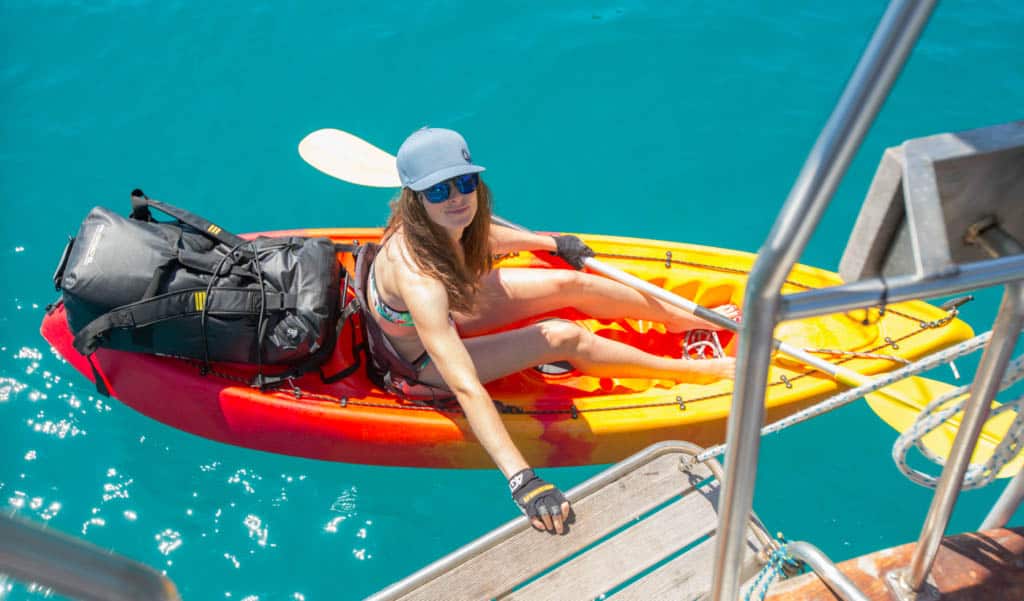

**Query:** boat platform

left=766, top=527, right=1024, bottom=600
left=366, top=441, right=770, bottom=601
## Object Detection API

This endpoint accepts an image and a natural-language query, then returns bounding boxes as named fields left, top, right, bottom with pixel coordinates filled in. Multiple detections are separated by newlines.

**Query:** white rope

left=893, top=353, right=1024, bottom=490
left=695, top=332, right=992, bottom=463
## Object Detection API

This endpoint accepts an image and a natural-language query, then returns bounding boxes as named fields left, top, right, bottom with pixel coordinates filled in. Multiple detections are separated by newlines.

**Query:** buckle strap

left=263, top=293, right=297, bottom=311
left=72, top=288, right=294, bottom=356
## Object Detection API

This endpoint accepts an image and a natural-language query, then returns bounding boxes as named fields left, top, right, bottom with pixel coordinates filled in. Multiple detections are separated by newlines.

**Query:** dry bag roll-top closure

left=54, top=191, right=341, bottom=391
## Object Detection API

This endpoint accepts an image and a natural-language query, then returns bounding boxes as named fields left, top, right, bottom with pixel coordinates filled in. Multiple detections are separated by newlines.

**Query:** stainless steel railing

left=708, top=0, right=1024, bottom=597
left=0, top=513, right=180, bottom=601
left=786, top=542, right=870, bottom=601
left=981, top=468, right=1024, bottom=530
left=709, top=1, right=937, bottom=598
left=901, top=229, right=1024, bottom=591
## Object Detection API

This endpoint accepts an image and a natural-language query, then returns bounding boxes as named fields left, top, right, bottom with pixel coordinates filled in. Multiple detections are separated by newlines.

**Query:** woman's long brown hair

left=382, top=178, right=493, bottom=313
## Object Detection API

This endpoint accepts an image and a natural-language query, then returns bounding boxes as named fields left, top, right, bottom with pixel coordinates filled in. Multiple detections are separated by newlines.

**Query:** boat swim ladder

left=711, top=0, right=1024, bottom=597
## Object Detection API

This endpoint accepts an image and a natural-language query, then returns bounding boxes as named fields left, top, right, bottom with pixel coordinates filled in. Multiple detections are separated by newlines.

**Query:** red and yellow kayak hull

left=40, top=229, right=974, bottom=468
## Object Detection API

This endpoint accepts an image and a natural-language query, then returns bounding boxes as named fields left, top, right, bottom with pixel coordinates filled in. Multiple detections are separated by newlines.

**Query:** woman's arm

left=490, top=223, right=595, bottom=270
left=400, top=272, right=573, bottom=533
left=403, top=278, right=572, bottom=533
left=489, top=223, right=557, bottom=255
left=401, top=275, right=530, bottom=478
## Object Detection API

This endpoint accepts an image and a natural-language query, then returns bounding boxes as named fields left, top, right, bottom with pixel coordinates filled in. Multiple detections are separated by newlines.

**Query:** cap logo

left=462, top=148, right=471, bottom=162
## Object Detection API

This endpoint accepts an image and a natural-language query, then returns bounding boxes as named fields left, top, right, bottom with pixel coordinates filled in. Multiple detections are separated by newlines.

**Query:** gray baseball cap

left=396, top=127, right=486, bottom=191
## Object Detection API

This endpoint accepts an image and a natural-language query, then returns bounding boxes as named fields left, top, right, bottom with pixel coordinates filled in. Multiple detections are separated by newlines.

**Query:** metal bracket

left=885, top=568, right=940, bottom=601
left=840, top=121, right=1024, bottom=282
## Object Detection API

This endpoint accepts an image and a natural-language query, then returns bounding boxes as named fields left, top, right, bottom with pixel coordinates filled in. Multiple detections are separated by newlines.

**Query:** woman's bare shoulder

left=381, top=233, right=448, bottom=304
left=380, top=232, right=426, bottom=279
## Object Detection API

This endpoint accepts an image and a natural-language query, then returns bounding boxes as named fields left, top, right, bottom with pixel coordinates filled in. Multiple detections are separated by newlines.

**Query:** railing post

left=899, top=229, right=1024, bottom=592
left=0, top=514, right=180, bottom=601
left=981, top=468, right=1024, bottom=530
left=709, top=2, right=936, bottom=599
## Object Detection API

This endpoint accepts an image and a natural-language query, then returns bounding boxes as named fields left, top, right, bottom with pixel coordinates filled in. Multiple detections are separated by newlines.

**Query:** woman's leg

left=456, top=268, right=739, bottom=337
left=417, top=319, right=734, bottom=387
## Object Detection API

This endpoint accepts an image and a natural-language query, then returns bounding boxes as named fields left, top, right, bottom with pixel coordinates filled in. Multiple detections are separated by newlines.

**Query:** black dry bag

left=53, top=192, right=341, bottom=384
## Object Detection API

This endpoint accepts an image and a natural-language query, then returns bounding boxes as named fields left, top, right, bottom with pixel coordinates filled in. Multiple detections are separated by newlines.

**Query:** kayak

left=40, top=228, right=974, bottom=468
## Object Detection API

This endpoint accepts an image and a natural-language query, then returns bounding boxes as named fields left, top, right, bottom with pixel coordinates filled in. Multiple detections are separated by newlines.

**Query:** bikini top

left=366, top=249, right=458, bottom=347
left=367, top=262, right=415, bottom=330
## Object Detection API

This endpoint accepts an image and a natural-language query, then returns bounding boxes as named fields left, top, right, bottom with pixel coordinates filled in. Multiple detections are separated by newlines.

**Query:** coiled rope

left=893, top=353, right=1024, bottom=490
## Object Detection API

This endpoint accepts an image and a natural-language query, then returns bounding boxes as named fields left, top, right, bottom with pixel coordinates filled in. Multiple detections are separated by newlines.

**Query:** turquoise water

left=2, top=2, right=1023, bottom=599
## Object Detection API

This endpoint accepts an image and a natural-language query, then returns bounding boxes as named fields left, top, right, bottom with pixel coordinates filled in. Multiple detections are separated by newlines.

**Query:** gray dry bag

left=53, top=191, right=341, bottom=388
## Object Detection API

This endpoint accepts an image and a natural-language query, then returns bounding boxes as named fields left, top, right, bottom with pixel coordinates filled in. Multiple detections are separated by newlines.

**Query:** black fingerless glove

left=509, top=468, right=567, bottom=520
left=552, top=235, right=595, bottom=270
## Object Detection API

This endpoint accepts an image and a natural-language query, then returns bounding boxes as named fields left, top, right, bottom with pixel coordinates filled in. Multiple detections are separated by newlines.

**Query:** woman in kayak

left=364, top=127, right=738, bottom=535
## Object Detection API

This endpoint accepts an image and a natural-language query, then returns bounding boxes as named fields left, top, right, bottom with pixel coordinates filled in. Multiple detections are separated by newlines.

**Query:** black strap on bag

left=72, top=287, right=297, bottom=356
left=148, top=198, right=248, bottom=249
left=131, top=189, right=249, bottom=250
left=131, top=190, right=256, bottom=283
left=131, top=188, right=256, bottom=304
left=176, top=247, right=253, bottom=279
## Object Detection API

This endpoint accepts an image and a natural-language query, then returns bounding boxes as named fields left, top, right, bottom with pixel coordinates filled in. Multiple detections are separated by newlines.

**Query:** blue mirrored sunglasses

left=421, top=173, right=479, bottom=204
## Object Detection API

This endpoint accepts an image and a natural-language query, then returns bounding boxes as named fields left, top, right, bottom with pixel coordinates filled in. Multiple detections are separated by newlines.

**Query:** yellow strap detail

left=207, top=224, right=222, bottom=235
left=520, top=483, right=555, bottom=504
left=194, top=291, right=207, bottom=311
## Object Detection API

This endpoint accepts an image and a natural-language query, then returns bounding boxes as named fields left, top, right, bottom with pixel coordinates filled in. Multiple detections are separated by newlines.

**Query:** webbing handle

left=132, top=192, right=247, bottom=249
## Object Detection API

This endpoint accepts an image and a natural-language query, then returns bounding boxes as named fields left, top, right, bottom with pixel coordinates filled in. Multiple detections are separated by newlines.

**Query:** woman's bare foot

left=667, top=303, right=742, bottom=334
left=712, top=303, right=742, bottom=324
left=681, top=357, right=736, bottom=384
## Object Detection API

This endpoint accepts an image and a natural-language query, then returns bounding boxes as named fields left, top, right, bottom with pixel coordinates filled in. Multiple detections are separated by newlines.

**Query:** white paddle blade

left=298, top=128, right=401, bottom=188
